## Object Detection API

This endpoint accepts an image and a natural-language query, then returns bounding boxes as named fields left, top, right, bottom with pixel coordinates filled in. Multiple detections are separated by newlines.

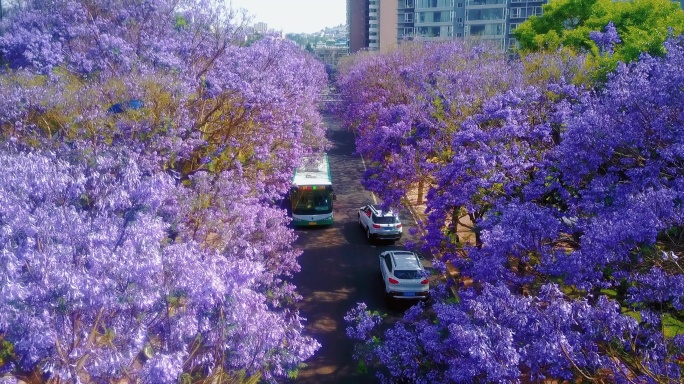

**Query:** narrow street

left=290, top=114, right=425, bottom=383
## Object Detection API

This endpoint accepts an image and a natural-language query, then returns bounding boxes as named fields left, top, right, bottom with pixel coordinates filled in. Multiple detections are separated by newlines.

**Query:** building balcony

left=466, top=0, right=506, bottom=6
left=464, top=18, right=506, bottom=23
left=415, top=21, right=454, bottom=26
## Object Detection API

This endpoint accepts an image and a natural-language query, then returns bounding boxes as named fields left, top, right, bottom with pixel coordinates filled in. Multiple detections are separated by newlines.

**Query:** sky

left=229, top=0, right=347, bottom=34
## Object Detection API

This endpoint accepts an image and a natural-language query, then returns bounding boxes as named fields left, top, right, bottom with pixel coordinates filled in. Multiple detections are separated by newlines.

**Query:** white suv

left=379, top=250, right=430, bottom=302
left=358, top=204, right=402, bottom=242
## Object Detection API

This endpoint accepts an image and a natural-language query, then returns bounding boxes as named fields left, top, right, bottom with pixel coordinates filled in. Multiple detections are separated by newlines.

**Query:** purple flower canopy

left=0, top=0, right=329, bottom=382
left=339, top=32, right=684, bottom=382
left=590, top=21, right=622, bottom=54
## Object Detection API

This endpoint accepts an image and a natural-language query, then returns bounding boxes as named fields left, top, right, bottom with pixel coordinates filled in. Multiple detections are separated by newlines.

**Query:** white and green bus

left=290, top=154, right=336, bottom=227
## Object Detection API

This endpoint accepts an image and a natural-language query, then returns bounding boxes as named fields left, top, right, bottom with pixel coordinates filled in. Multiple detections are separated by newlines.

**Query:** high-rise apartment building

left=254, top=22, right=268, bottom=34
left=348, top=0, right=398, bottom=52
left=379, top=0, right=399, bottom=51
left=411, top=0, right=548, bottom=50
left=347, top=0, right=369, bottom=53
left=369, top=0, right=380, bottom=49
left=398, top=1, right=415, bottom=42
left=415, top=0, right=455, bottom=41
left=461, top=0, right=510, bottom=49
left=348, top=0, right=554, bottom=52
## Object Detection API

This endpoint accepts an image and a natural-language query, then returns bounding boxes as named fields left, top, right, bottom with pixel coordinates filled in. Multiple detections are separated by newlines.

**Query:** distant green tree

left=514, top=0, right=684, bottom=80
left=306, top=42, right=314, bottom=53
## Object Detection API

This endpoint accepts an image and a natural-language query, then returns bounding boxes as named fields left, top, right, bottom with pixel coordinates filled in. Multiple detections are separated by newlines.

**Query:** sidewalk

left=403, top=186, right=475, bottom=246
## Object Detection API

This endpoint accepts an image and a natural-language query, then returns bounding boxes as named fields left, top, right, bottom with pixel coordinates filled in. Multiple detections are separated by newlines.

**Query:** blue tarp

left=107, top=99, right=144, bottom=114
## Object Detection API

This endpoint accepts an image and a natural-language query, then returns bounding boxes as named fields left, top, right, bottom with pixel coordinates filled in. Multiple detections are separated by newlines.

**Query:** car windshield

left=394, top=270, right=422, bottom=279
left=373, top=215, right=398, bottom=224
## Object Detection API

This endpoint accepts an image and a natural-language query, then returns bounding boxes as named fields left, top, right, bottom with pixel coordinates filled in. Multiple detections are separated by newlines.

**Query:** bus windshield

left=291, top=187, right=333, bottom=215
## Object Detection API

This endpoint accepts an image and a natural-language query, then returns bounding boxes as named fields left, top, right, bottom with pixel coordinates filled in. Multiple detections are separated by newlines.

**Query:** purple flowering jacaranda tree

left=344, top=32, right=684, bottom=383
left=0, top=0, right=328, bottom=382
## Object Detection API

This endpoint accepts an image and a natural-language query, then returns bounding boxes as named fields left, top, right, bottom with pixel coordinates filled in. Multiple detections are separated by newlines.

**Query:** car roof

left=369, top=204, right=397, bottom=217
left=388, top=251, right=421, bottom=269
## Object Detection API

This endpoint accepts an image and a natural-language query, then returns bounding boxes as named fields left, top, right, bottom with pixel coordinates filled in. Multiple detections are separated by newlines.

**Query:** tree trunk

left=416, top=179, right=424, bottom=205
left=450, top=206, right=460, bottom=244
left=469, top=212, right=483, bottom=248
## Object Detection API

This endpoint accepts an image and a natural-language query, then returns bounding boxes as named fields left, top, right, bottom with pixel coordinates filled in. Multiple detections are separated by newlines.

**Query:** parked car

left=378, top=250, right=430, bottom=302
left=358, top=204, right=402, bottom=242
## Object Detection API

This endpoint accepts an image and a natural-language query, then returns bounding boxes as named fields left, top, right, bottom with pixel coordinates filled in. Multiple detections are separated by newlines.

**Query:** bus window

left=291, top=187, right=333, bottom=215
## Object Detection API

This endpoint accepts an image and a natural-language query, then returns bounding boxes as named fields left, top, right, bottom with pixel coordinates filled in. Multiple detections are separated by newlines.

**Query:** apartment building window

left=417, top=0, right=453, bottom=7
left=510, top=7, right=523, bottom=18
left=468, top=23, right=504, bottom=36
left=457, top=2, right=463, bottom=7
left=467, top=0, right=505, bottom=5
left=405, top=13, right=414, bottom=22
left=457, top=17, right=463, bottom=23
left=529, top=6, right=543, bottom=16
left=509, top=23, right=519, bottom=31
left=467, top=8, right=504, bottom=21
left=403, top=27, right=415, bottom=35
left=417, top=11, right=452, bottom=23
left=406, top=0, right=415, bottom=7
left=416, top=25, right=451, bottom=37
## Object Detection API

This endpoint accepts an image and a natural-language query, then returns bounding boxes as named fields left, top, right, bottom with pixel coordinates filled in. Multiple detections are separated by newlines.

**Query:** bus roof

left=293, top=154, right=332, bottom=186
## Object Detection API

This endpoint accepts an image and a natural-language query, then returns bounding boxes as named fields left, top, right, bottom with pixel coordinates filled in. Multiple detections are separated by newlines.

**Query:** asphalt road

left=289, top=114, right=424, bottom=383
